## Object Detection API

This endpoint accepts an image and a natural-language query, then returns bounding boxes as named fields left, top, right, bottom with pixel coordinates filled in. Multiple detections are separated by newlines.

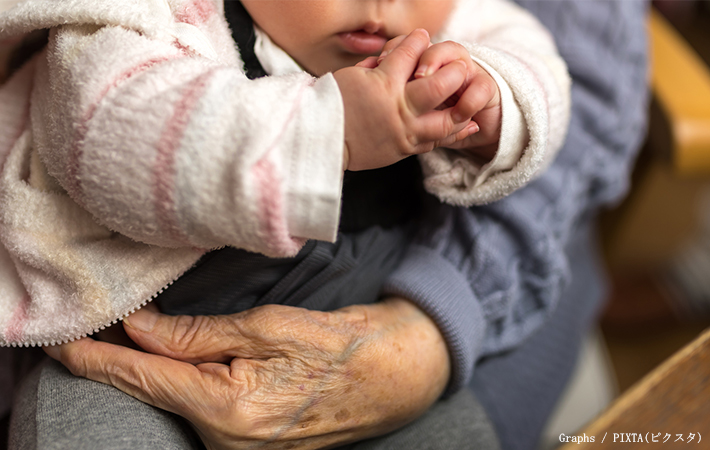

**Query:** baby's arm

left=415, top=0, right=571, bottom=206
left=34, top=24, right=341, bottom=258
left=32, top=24, right=460, bottom=258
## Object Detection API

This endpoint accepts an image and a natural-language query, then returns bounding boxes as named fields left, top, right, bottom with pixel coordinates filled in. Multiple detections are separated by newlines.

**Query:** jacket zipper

left=3, top=274, right=184, bottom=348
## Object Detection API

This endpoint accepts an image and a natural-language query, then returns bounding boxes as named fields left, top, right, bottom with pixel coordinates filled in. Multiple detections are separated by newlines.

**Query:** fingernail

left=124, top=308, right=158, bottom=332
left=377, top=49, right=390, bottom=63
left=44, top=345, right=60, bottom=360
left=415, top=64, right=428, bottom=78
left=468, top=122, right=480, bottom=134
left=452, top=110, right=466, bottom=123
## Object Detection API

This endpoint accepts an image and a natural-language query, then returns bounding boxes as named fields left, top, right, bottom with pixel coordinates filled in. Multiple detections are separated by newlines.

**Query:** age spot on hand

left=335, top=408, right=350, bottom=422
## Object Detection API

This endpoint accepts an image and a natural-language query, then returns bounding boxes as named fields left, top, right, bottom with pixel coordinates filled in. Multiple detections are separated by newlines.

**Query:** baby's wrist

left=466, top=142, right=498, bottom=162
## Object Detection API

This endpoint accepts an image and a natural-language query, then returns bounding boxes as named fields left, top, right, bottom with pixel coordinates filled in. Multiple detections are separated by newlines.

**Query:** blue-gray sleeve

left=382, top=0, right=650, bottom=394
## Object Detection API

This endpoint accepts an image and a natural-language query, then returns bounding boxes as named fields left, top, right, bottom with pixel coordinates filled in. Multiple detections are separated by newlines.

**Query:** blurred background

left=541, top=0, right=710, bottom=447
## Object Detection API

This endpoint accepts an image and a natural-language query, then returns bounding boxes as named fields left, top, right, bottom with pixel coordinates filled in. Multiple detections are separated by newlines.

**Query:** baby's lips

left=338, top=31, right=387, bottom=55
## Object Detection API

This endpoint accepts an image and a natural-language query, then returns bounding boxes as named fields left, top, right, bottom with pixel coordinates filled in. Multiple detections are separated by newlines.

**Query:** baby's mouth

left=337, top=30, right=388, bottom=55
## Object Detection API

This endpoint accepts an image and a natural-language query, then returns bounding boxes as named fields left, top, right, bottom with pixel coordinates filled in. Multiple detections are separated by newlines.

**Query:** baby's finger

left=356, top=56, right=379, bottom=69
left=409, top=108, right=471, bottom=145
left=376, top=29, right=430, bottom=81
left=434, top=121, right=480, bottom=148
left=415, top=41, right=472, bottom=79
left=406, top=60, right=467, bottom=116
left=447, top=123, right=500, bottom=149
left=452, top=74, right=500, bottom=122
left=376, top=35, right=407, bottom=64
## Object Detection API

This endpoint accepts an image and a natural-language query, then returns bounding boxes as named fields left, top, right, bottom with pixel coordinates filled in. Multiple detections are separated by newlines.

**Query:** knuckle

left=236, top=304, right=302, bottom=341
left=404, top=138, right=432, bottom=156
left=420, top=45, right=438, bottom=61
left=444, top=40, right=465, bottom=52
left=124, top=362, right=152, bottom=397
left=478, top=77, right=498, bottom=101
left=428, top=40, right=466, bottom=59
left=62, top=345, right=88, bottom=377
left=429, top=76, right=451, bottom=102
left=241, top=304, right=286, bottom=327
left=440, top=118, right=456, bottom=138
left=458, top=98, right=478, bottom=117
left=167, top=315, right=206, bottom=353
left=401, top=131, right=419, bottom=155
left=394, top=44, right=420, bottom=63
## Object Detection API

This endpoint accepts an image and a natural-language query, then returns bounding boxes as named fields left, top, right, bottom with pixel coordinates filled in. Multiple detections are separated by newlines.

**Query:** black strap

left=223, top=1, right=267, bottom=80
left=6, top=29, right=49, bottom=79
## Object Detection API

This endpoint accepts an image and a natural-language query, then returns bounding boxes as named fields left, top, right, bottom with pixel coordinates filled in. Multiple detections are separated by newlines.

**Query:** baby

left=0, top=0, right=569, bottom=355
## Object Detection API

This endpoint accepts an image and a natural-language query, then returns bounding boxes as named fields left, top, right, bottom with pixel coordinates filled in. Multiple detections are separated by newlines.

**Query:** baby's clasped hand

left=415, top=40, right=501, bottom=159
left=335, top=29, right=478, bottom=172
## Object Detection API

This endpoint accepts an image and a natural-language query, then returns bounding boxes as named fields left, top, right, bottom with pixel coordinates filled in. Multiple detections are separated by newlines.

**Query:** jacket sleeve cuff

left=283, top=72, right=344, bottom=243
left=469, top=56, right=527, bottom=184
left=381, top=245, right=486, bottom=396
left=419, top=57, right=527, bottom=206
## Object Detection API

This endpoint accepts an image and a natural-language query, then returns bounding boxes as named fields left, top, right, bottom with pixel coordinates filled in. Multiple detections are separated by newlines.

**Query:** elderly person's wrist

left=336, top=296, right=451, bottom=429
left=360, top=296, right=451, bottom=397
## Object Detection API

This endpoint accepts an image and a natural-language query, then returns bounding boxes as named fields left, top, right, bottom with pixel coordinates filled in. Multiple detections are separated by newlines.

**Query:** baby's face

left=240, top=0, right=455, bottom=76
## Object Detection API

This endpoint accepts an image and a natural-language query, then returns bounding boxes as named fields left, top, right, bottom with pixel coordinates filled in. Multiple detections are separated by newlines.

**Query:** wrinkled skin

left=46, top=297, right=450, bottom=450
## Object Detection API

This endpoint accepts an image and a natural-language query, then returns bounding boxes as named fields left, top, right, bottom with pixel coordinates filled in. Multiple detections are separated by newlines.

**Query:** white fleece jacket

left=0, top=0, right=569, bottom=347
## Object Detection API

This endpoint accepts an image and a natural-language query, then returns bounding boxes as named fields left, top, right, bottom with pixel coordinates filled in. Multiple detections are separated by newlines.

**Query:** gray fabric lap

left=10, top=359, right=204, bottom=450
left=10, top=359, right=498, bottom=450
left=339, top=389, right=500, bottom=450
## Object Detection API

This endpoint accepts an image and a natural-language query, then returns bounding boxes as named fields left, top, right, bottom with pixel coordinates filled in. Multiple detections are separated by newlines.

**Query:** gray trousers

left=9, top=358, right=500, bottom=450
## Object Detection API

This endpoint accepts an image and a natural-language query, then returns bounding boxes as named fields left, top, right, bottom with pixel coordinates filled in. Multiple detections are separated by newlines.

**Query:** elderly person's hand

left=44, top=297, right=450, bottom=450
